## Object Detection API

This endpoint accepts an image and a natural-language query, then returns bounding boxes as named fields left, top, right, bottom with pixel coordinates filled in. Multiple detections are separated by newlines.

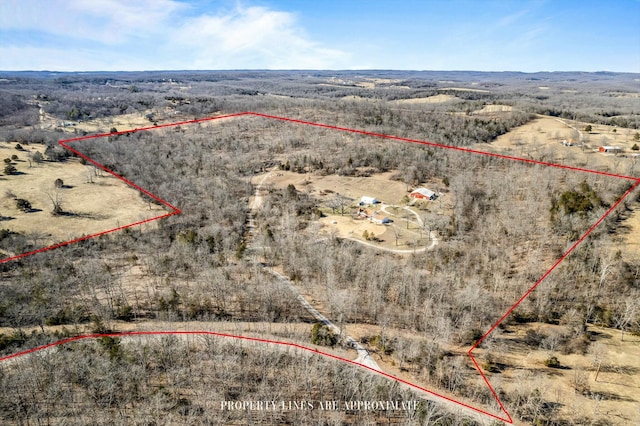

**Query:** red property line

left=2, top=112, right=639, bottom=424
left=0, top=330, right=502, bottom=422
left=0, top=112, right=248, bottom=264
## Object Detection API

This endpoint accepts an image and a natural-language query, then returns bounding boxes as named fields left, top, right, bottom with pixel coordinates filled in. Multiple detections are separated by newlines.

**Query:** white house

left=360, top=196, right=379, bottom=205
left=371, top=211, right=390, bottom=224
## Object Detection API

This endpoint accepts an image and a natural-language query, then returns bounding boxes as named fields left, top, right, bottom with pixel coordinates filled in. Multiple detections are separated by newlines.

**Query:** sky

left=0, top=0, right=639, bottom=72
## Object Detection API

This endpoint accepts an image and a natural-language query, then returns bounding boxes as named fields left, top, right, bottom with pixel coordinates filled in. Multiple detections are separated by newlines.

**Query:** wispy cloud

left=170, top=6, right=350, bottom=69
left=0, top=0, right=184, bottom=45
left=0, top=1, right=349, bottom=70
left=497, top=9, right=530, bottom=27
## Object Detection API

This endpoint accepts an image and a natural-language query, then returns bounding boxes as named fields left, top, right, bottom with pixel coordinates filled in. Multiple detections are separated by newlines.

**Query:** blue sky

left=1, top=0, right=638, bottom=72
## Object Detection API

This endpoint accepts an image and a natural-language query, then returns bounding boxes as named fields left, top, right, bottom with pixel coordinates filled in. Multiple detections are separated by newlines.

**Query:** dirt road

left=248, top=169, right=380, bottom=370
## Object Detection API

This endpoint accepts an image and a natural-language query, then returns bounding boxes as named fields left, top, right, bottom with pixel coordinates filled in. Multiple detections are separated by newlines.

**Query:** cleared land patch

left=471, top=104, right=514, bottom=114
left=392, top=94, right=460, bottom=104
left=475, top=116, right=640, bottom=176
left=257, top=170, right=450, bottom=250
left=439, top=87, right=491, bottom=93
left=0, top=141, right=165, bottom=258
left=475, top=323, right=640, bottom=425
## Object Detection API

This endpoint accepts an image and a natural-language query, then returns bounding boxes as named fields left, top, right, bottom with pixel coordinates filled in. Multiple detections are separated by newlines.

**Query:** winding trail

left=554, top=117, right=584, bottom=143
left=248, top=169, right=380, bottom=370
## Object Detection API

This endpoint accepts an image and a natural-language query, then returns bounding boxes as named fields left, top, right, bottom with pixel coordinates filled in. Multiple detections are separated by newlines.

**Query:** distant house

left=410, top=188, right=438, bottom=200
left=371, top=211, right=390, bottom=224
left=357, top=208, right=389, bottom=224
left=360, top=196, right=379, bottom=205
left=599, top=146, right=622, bottom=153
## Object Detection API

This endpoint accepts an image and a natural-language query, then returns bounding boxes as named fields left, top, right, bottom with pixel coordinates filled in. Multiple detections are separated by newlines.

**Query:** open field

left=477, top=323, right=640, bottom=425
left=477, top=116, right=640, bottom=175
left=614, top=199, right=640, bottom=262
left=471, top=104, right=513, bottom=114
left=391, top=94, right=460, bottom=104
left=71, top=112, right=154, bottom=133
left=439, top=87, right=491, bottom=93
left=0, top=141, right=164, bottom=254
left=261, top=170, right=411, bottom=205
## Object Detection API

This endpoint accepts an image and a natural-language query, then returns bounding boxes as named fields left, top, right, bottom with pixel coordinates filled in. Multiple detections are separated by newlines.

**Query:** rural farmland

left=0, top=69, right=639, bottom=426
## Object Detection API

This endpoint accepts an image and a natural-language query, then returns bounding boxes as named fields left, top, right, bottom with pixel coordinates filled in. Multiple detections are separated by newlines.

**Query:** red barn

left=410, top=188, right=437, bottom=200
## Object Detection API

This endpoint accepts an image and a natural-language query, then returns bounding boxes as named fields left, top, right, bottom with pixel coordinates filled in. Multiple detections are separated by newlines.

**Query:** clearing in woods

left=0, top=141, right=166, bottom=258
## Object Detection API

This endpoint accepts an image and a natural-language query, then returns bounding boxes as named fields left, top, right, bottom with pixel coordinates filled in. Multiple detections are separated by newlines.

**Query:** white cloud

left=0, top=1, right=350, bottom=70
left=0, top=0, right=183, bottom=45
left=169, top=6, right=350, bottom=69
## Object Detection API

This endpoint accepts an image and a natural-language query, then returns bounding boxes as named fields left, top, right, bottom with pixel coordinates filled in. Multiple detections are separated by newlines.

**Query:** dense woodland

left=0, top=71, right=639, bottom=425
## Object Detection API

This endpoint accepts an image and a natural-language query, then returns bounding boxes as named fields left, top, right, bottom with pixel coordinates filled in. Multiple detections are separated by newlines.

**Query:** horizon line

left=1, top=69, right=639, bottom=74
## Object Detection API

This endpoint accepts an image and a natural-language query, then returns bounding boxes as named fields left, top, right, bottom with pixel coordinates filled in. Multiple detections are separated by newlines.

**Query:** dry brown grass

left=480, top=323, right=640, bottom=425
left=478, top=116, right=640, bottom=174
left=438, top=87, right=491, bottom=93
left=0, top=141, right=165, bottom=249
left=471, top=104, right=513, bottom=114
left=392, top=94, right=459, bottom=104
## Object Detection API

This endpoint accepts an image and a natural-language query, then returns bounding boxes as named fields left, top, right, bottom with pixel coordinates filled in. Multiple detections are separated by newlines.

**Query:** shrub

left=32, top=151, right=43, bottom=163
left=310, top=323, right=338, bottom=347
left=54, top=178, right=64, bottom=188
left=0, top=229, right=12, bottom=241
left=367, top=334, right=395, bottom=355
left=15, top=143, right=23, bottom=151
left=544, top=356, right=561, bottom=368
left=16, top=198, right=31, bottom=212
left=97, top=336, right=122, bottom=361
left=570, top=370, right=590, bottom=394
left=482, top=353, right=501, bottom=373
left=115, top=304, right=134, bottom=321
left=550, top=181, right=604, bottom=220
left=11, top=154, right=18, bottom=161
left=632, top=143, right=639, bottom=151
left=462, top=328, right=484, bottom=345
left=4, top=164, right=17, bottom=175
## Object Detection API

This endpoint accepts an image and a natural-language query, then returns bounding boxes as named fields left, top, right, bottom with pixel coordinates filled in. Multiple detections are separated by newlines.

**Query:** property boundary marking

left=2, top=111, right=640, bottom=424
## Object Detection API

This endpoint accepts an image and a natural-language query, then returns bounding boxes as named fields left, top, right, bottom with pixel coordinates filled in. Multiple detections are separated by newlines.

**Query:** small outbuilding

left=410, top=188, right=438, bottom=201
left=599, top=146, right=622, bottom=153
left=360, top=196, right=379, bottom=205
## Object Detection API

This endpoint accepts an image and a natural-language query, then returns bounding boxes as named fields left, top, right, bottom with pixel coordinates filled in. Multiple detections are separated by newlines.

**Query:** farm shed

left=410, top=188, right=437, bottom=200
left=360, top=196, right=379, bottom=205
left=599, top=146, right=622, bottom=153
